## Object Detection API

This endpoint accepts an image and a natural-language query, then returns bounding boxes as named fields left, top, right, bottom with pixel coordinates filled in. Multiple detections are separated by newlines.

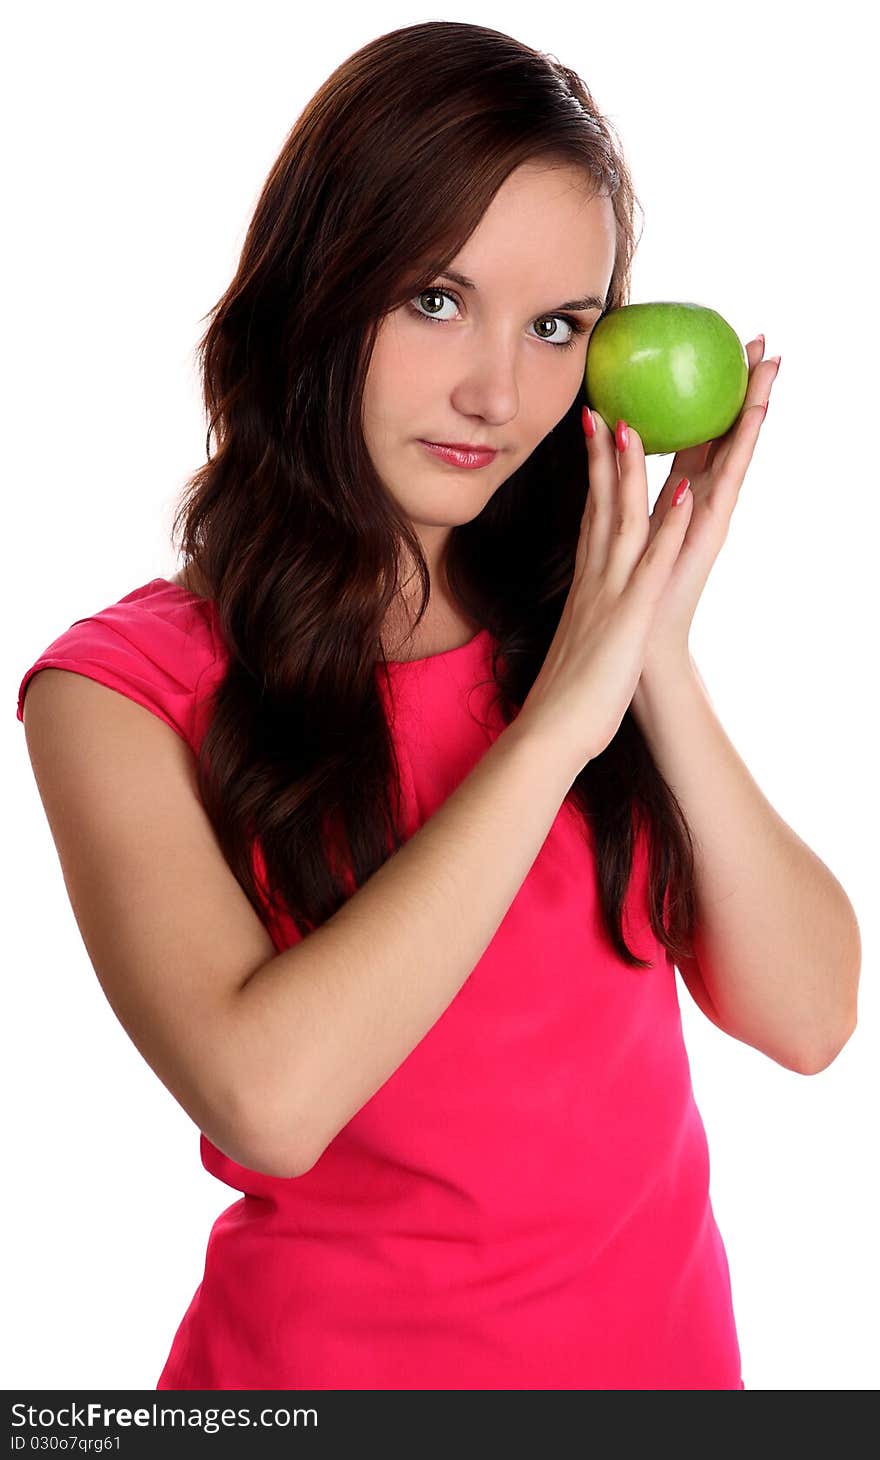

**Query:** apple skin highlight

left=585, top=302, right=749, bottom=455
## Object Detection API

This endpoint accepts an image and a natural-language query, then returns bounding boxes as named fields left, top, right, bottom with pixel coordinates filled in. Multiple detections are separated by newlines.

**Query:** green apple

left=584, top=302, right=749, bottom=455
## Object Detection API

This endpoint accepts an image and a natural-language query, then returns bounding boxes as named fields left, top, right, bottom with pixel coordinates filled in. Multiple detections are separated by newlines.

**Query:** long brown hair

left=171, top=19, right=697, bottom=970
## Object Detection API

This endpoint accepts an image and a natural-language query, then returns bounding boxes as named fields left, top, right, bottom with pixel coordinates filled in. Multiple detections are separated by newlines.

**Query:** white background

left=4, top=0, right=877, bottom=1392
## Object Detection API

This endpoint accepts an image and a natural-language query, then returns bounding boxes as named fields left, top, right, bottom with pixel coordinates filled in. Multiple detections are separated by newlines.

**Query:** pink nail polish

left=615, top=419, right=628, bottom=453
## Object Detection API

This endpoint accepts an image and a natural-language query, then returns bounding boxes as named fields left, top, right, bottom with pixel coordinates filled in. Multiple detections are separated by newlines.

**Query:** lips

left=419, top=440, right=498, bottom=469
left=425, top=441, right=497, bottom=451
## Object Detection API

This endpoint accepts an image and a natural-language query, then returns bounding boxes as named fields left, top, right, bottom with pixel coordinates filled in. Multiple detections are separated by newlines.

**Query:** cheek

left=393, top=318, right=453, bottom=392
left=370, top=319, right=439, bottom=399
left=526, top=374, right=577, bottom=433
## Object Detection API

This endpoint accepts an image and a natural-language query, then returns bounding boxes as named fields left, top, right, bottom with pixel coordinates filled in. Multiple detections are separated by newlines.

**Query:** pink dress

left=17, top=578, right=744, bottom=1390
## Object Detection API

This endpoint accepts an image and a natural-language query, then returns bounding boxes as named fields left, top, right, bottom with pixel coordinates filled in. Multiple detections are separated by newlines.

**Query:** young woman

left=16, top=21, right=859, bottom=1391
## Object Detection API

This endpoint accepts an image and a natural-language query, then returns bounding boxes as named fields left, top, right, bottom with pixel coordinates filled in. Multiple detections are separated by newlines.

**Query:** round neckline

left=382, top=626, right=491, bottom=668
left=153, top=579, right=491, bottom=668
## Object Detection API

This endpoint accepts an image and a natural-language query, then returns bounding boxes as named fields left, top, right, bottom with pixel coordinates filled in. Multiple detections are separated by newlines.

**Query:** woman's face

left=362, top=160, right=617, bottom=579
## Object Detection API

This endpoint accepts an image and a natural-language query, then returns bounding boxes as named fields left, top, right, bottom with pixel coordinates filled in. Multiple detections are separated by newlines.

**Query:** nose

left=448, top=338, right=520, bottom=426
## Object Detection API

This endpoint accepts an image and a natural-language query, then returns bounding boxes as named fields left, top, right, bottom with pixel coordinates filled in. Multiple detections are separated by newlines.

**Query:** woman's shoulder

left=16, top=573, right=227, bottom=751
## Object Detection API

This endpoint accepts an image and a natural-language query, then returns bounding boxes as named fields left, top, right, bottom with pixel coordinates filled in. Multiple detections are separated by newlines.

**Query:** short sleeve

left=15, top=579, right=224, bottom=754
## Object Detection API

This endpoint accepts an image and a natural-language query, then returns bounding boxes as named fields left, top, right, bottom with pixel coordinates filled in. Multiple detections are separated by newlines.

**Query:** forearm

left=231, top=717, right=577, bottom=1176
left=630, top=655, right=861, bottom=1072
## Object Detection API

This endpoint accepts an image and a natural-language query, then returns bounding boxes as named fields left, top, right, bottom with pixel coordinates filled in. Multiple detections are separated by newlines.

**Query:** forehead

left=454, top=164, right=616, bottom=287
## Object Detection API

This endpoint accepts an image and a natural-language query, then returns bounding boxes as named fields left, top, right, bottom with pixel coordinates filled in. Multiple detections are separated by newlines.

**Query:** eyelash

left=407, top=287, right=588, bottom=351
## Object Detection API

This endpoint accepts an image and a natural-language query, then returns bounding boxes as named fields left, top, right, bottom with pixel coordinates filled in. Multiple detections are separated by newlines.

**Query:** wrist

left=631, top=649, right=702, bottom=723
left=503, top=706, right=585, bottom=788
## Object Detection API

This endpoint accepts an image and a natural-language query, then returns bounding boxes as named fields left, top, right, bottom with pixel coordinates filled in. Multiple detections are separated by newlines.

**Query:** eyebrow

left=439, top=269, right=607, bottom=314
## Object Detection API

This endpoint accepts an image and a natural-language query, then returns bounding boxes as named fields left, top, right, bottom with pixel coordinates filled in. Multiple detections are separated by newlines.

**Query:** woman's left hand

left=592, top=335, right=780, bottom=670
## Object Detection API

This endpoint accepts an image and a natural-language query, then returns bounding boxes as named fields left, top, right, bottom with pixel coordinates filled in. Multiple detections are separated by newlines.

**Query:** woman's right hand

left=515, top=409, right=693, bottom=774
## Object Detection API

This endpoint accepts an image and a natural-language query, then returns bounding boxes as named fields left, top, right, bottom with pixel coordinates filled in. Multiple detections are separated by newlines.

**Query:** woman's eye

left=407, top=287, right=582, bottom=351
left=411, top=288, right=459, bottom=323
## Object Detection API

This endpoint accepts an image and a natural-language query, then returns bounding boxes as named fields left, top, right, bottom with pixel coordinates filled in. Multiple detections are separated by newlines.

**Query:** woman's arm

left=630, top=651, right=861, bottom=1073
left=23, top=666, right=578, bottom=1180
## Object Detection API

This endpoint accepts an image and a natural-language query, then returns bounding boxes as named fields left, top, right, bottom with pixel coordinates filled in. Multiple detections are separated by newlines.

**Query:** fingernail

left=756, top=333, right=765, bottom=352
left=582, top=404, right=596, bottom=439
left=768, top=353, right=781, bottom=374
left=615, top=419, right=628, bottom=453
